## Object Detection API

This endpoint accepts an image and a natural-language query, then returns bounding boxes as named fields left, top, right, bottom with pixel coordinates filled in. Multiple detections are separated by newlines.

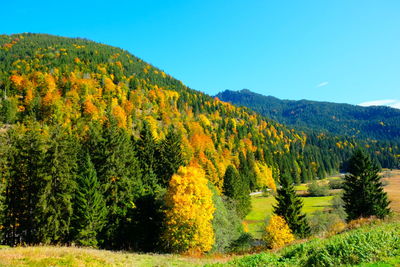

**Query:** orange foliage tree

left=162, top=166, right=215, bottom=253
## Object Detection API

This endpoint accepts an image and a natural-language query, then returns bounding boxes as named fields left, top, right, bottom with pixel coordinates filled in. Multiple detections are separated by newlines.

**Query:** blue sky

left=1, top=0, right=400, bottom=107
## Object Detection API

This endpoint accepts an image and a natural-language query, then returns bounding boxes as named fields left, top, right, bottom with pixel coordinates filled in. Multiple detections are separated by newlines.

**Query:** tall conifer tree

left=72, top=152, right=107, bottom=247
left=3, top=124, right=47, bottom=245
left=273, top=174, right=310, bottom=238
left=157, top=127, right=184, bottom=187
left=343, top=149, right=391, bottom=221
left=37, top=127, right=78, bottom=244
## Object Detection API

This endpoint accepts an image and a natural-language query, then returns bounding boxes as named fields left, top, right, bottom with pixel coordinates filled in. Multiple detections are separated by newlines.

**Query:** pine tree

left=37, top=127, right=78, bottom=244
left=223, top=165, right=240, bottom=198
left=343, top=149, right=391, bottom=221
left=93, top=120, right=143, bottom=249
left=2, top=124, right=48, bottom=245
left=157, top=127, right=184, bottom=187
left=223, top=165, right=251, bottom=219
left=273, top=174, right=310, bottom=238
left=136, top=121, right=159, bottom=191
left=72, top=152, right=107, bottom=247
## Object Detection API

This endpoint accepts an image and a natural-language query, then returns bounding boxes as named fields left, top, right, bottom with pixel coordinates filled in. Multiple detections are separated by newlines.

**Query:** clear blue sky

left=1, top=0, right=400, bottom=107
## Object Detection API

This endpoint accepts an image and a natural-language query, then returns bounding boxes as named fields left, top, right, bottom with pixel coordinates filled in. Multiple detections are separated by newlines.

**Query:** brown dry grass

left=383, top=170, right=400, bottom=213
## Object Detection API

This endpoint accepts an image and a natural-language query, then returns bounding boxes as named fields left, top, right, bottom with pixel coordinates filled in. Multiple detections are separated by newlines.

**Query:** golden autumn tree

left=264, top=215, right=295, bottom=249
left=163, top=166, right=215, bottom=253
left=255, top=162, right=276, bottom=191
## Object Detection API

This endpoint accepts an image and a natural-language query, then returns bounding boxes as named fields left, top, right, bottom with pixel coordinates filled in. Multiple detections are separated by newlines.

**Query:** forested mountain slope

left=0, top=33, right=398, bottom=251
left=216, top=89, right=400, bottom=141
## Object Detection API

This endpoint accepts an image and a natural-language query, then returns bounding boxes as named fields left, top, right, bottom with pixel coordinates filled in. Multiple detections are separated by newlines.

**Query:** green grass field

left=244, top=194, right=334, bottom=239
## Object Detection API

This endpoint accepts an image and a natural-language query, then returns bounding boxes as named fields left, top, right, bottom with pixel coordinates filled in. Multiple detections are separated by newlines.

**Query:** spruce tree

left=93, top=120, right=142, bottom=249
left=273, top=174, right=310, bottom=238
left=223, top=165, right=240, bottom=198
left=72, top=152, right=107, bottom=247
left=3, top=124, right=48, bottom=245
left=37, top=127, right=78, bottom=244
left=223, top=165, right=251, bottom=219
left=136, top=121, right=159, bottom=191
left=343, top=149, right=391, bottom=221
left=157, top=127, right=184, bottom=187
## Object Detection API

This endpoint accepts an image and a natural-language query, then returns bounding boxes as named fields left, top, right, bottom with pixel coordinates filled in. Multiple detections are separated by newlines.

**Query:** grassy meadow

left=244, top=181, right=336, bottom=239
left=0, top=246, right=230, bottom=267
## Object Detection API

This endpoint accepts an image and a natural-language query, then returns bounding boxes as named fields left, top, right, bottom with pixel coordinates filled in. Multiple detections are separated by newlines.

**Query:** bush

left=309, top=210, right=345, bottom=236
left=209, top=222, right=400, bottom=266
left=331, top=194, right=346, bottom=220
left=264, top=215, right=295, bottom=249
left=229, top=233, right=254, bottom=253
left=328, top=179, right=343, bottom=189
left=307, top=181, right=330, bottom=196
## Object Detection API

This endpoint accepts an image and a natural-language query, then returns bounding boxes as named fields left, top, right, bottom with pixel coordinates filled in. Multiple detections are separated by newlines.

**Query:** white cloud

left=358, top=99, right=400, bottom=109
left=316, top=81, right=329, bottom=88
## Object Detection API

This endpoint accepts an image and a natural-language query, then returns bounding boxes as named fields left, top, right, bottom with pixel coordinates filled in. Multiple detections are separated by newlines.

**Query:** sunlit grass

left=0, top=246, right=226, bottom=267
left=244, top=194, right=334, bottom=238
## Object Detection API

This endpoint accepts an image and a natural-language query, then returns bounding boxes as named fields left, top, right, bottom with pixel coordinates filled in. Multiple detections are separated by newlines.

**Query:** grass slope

left=0, top=246, right=227, bottom=267
left=208, top=221, right=400, bottom=267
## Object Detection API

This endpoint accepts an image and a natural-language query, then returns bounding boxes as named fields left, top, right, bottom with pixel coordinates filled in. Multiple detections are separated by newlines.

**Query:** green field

left=244, top=194, right=334, bottom=239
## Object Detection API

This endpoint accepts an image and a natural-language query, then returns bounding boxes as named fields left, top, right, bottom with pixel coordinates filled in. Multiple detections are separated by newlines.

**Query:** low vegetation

left=208, top=220, right=400, bottom=267
left=0, top=246, right=226, bottom=267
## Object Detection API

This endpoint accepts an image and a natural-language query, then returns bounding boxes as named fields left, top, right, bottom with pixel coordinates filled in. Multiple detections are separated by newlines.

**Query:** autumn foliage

left=264, top=215, right=295, bottom=249
left=163, top=166, right=215, bottom=253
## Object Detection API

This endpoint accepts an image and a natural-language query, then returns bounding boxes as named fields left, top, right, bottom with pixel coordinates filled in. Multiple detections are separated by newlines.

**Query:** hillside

left=0, top=33, right=398, bottom=253
left=216, top=89, right=400, bottom=141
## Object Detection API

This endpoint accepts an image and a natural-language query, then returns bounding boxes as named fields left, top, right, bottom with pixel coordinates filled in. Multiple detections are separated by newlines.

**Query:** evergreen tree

left=223, top=165, right=241, bottom=198
left=136, top=121, right=159, bottom=191
left=273, top=174, right=310, bottom=238
left=343, top=149, right=391, bottom=221
left=223, top=165, right=251, bottom=219
left=37, top=127, right=78, bottom=244
left=129, top=192, right=165, bottom=252
left=157, top=127, right=184, bottom=187
left=95, top=120, right=142, bottom=249
left=2, top=124, right=48, bottom=245
left=72, top=152, right=107, bottom=247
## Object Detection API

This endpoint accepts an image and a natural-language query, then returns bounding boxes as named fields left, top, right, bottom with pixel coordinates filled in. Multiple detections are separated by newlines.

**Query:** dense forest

left=216, top=89, right=400, bottom=141
left=0, top=33, right=398, bottom=252
left=216, top=89, right=400, bottom=169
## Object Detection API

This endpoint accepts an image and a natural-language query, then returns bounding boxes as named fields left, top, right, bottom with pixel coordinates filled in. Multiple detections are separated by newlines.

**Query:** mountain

left=0, top=33, right=399, bottom=251
left=216, top=89, right=400, bottom=141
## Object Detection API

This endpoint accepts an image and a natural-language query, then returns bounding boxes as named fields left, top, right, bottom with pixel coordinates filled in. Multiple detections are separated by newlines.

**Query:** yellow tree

left=163, top=166, right=215, bottom=253
left=264, top=215, right=295, bottom=249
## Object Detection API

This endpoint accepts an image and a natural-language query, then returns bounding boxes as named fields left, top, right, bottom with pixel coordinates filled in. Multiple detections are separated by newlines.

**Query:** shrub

left=264, top=215, right=295, bottom=249
left=331, top=194, right=346, bottom=220
left=309, top=210, right=345, bottom=236
left=307, top=181, right=330, bottom=196
left=210, top=184, right=243, bottom=253
left=328, top=179, right=343, bottom=189
left=229, top=233, right=254, bottom=254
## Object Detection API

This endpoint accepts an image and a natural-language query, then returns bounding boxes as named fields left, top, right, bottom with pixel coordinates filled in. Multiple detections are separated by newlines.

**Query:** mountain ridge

left=216, top=89, right=400, bottom=141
